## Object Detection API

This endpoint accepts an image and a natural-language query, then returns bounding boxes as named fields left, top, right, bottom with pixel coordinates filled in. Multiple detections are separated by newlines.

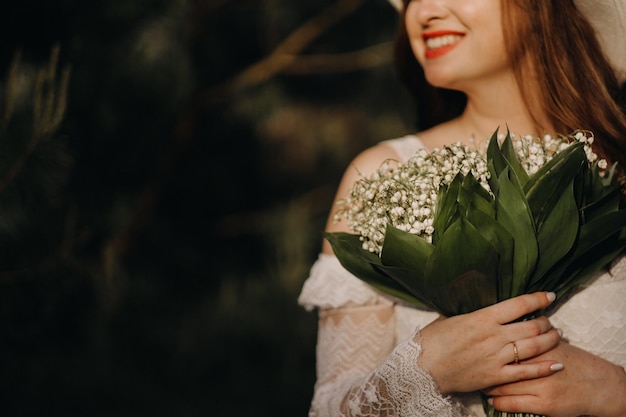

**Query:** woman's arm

left=310, top=302, right=464, bottom=417
left=309, top=292, right=563, bottom=417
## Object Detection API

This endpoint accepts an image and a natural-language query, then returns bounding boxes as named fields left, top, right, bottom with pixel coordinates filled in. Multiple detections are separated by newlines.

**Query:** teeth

left=426, top=35, right=462, bottom=49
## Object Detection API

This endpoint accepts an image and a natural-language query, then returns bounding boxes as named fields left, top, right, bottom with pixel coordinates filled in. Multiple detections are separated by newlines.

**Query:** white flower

left=334, top=131, right=600, bottom=255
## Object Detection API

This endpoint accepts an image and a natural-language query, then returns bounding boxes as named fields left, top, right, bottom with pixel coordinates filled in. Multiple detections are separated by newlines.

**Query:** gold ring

left=513, top=342, right=520, bottom=364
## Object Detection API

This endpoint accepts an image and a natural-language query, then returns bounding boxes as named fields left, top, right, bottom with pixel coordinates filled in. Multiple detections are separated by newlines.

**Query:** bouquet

left=325, top=128, right=626, bottom=417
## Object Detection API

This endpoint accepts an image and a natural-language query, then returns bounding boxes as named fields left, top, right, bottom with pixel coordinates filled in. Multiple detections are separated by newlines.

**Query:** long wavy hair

left=393, top=0, right=626, bottom=182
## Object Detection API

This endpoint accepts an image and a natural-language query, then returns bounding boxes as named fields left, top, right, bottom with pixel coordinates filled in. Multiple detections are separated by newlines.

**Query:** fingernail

left=487, top=397, right=494, bottom=405
left=546, top=292, right=556, bottom=302
left=550, top=363, right=564, bottom=371
left=557, top=328, right=564, bottom=338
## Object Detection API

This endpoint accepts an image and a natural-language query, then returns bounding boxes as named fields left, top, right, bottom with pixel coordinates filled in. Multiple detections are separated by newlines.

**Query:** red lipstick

left=423, top=30, right=464, bottom=59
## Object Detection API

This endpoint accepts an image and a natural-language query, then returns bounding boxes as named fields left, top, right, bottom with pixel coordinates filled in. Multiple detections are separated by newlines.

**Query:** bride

left=299, top=0, right=626, bottom=416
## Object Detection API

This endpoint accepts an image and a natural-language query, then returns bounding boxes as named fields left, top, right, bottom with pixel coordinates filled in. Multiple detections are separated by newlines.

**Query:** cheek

left=479, top=25, right=507, bottom=64
left=410, top=40, right=426, bottom=68
left=404, top=3, right=422, bottom=40
left=404, top=7, right=425, bottom=65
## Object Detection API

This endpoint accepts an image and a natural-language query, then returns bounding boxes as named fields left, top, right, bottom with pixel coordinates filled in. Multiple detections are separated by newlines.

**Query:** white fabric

left=312, top=304, right=470, bottom=417
left=299, top=135, right=626, bottom=417
left=549, top=255, right=626, bottom=366
left=300, top=253, right=393, bottom=312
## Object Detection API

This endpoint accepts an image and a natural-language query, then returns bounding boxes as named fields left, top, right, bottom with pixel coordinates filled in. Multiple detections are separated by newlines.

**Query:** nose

left=410, top=0, right=449, bottom=27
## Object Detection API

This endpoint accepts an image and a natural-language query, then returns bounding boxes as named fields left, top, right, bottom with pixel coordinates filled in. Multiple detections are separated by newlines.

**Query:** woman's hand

left=417, top=292, right=563, bottom=395
left=485, top=342, right=626, bottom=417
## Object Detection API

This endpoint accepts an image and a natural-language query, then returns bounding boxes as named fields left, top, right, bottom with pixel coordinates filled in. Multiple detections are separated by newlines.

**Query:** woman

left=298, top=0, right=626, bottom=416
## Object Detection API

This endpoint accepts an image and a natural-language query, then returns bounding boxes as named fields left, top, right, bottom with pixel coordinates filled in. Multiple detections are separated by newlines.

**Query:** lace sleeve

left=301, top=255, right=471, bottom=417
left=310, top=305, right=469, bottom=417
left=298, top=254, right=391, bottom=311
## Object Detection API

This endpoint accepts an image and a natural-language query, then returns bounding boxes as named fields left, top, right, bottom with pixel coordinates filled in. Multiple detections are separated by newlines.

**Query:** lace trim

left=298, top=254, right=393, bottom=311
left=311, top=325, right=471, bottom=417
left=349, top=337, right=462, bottom=417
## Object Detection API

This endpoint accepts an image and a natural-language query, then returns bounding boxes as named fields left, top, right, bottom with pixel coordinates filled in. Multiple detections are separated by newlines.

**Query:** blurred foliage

left=0, top=0, right=415, bottom=415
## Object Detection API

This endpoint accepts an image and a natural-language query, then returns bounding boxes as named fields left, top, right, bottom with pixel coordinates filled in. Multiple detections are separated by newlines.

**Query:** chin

left=424, top=73, right=460, bottom=91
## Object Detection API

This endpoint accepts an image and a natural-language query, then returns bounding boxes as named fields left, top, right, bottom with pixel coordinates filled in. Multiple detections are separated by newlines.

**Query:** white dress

left=298, top=135, right=626, bottom=417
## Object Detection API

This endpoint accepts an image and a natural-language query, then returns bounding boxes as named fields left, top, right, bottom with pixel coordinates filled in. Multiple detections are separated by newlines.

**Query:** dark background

left=0, top=0, right=416, bottom=415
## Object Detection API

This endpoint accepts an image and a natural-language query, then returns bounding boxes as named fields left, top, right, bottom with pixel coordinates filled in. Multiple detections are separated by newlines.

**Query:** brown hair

left=394, top=0, right=626, bottom=181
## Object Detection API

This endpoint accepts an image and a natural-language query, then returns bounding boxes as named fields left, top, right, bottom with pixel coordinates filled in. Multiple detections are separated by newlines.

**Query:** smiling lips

left=423, top=31, right=464, bottom=59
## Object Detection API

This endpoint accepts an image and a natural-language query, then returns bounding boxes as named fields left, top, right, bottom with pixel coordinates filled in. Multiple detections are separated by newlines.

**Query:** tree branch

left=281, top=41, right=393, bottom=74
left=207, top=0, right=364, bottom=104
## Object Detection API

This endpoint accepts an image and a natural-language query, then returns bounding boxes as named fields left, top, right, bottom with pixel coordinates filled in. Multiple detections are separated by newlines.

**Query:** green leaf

left=572, top=210, right=626, bottom=256
left=424, top=217, right=499, bottom=315
left=458, top=173, right=495, bottom=218
left=381, top=224, right=434, bottom=273
left=529, top=181, right=579, bottom=287
left=529, top=210, right=626, bottom=293
left=432, top=174, right=462, bottom=244
left=579, top=176, right=622, bottom=223
left=494, top=167, right=538, bottom=292
left=464, top=201, right=515, bottom=300
left=324, top=232, right=428, bottom=307
left=525, top=142, right=586, bottom=228
left=487, top=128, right=507, bottom=182
left=426, top=266, right=500, bottom=316
left=553, top=238, right=626, bottom=301
left=486, top=128, right=529, bottom=192
left=574, top=162, right=610, bottom=207
left=499, top=127, right=530, bottom=187
left=371, top=264, right=437, bottom=310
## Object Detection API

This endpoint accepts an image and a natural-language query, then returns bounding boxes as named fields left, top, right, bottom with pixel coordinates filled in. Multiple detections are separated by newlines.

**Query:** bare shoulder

left=347, top=141, right=402, bottom=179
left=334, top=142, right=402, bottom=209
left=321, top=141, right=402, bottom=253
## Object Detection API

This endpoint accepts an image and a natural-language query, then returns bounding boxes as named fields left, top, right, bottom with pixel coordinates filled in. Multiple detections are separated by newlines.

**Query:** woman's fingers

left=484, top=292, right=556, bottom=324
left=486, top=394, right=544, bottom=416
left=484, top=378, right=534, bottom=396
left=505, top=315, right=552, bottom=341
left=419, top=293, right=562, bottom=394
left=483, top=361, right=564, bottom=399
left=502, top=360, right=565, bottom=383
left=509, top=328, right=563, bottom=363
left=501, top=321, right=562, bottom=364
